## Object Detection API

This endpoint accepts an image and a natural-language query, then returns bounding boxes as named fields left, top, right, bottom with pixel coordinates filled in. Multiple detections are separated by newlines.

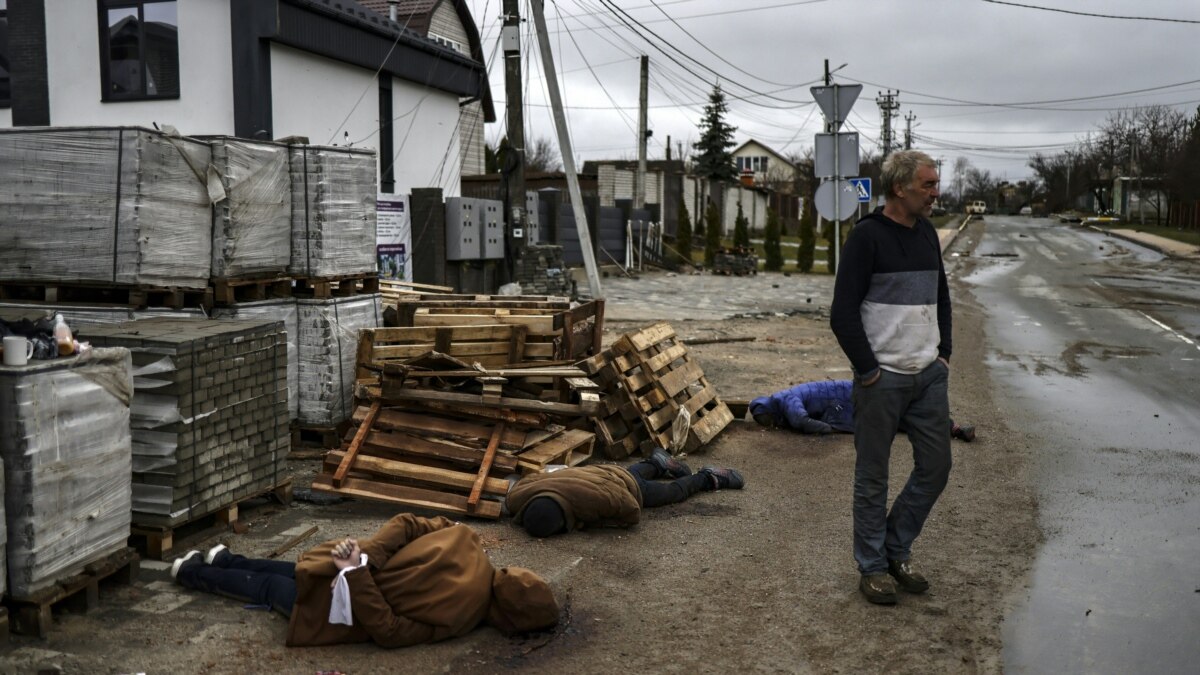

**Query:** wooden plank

left=379, top=279, right=455, bottom=292
left=373, top=342, right=513, bottom=360
left=268, top=526, right=318, bottom=559
left=517, top=429, right=595, bottom=470
left=655, top=359, right=706, bottom=399
left=369, top=325, right=517, bottom=342
left=355, top=329, right=376, bottom=381
left=311, top=474, right=502, bottom=519
left=326, top=450, right=509, bottom=495
left=358, top=429, right=519, bottom=473
left=688, top=403, right=734, bottom=449
left=640, top=342, right=689, bottom=375
left=413, top=312, right=557, bottom=334
left=379, top=385, right=598, bottom=416
left=468, top=422, right=505, bottom=508
left=623, top=322, right=676, bottom=353
left=333, top=401, right=380, bottom=487
left=383, top=399, right=550, bottom=427
left=352, top=406, right=528, bottom=449
left=563, top=376, right=599, bottom=390
left=509, top=323, right=527, bottom=364
left=646, top=382, right=718, bottom=431
left=402, top=367, right=588, bottom=379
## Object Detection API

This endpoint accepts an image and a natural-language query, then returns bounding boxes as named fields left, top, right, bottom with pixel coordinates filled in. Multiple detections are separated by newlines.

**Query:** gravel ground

left=0, top=223, right=1041, bottom=674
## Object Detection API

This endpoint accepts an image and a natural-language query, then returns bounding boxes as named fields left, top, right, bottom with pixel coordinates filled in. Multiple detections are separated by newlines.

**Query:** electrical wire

left=981, top=0, right=1200, bottom=24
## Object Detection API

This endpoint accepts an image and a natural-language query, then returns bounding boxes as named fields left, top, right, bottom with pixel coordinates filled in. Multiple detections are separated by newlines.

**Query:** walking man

left=829, top=150, right=953, bottom=605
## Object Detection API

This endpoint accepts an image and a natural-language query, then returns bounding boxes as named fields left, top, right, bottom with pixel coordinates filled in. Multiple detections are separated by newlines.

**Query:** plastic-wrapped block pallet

left=289, top=145, right=378, bottom=278
left=205, top=137, right=292, bottom=279
left=0, top=127, right=213, bottom=289
left=212, top=299, right=299, bottom=420
left=83, top=318, right=289, bottom=527
left=0, top=349, right=134, bottom=597
left=0, top=303, right=207, bottom=334
left=297, top=294, right=382, bottom=427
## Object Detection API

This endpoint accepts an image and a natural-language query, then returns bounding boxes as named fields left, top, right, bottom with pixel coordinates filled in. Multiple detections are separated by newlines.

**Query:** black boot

left=697, top=466, right=745, bottom=491
left=647, top=448, right=692, bottom=479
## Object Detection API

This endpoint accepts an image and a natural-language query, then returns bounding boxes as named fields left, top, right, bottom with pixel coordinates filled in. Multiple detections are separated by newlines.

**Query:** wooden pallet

left=0, top=280, right=211, bottom=309
left=582, top=322, right=733, bottom=457
left=291, top=420, right=351, bottom=451
left=130, top=478, right=294, bottom=559
left=357, top=324, right=533, bottom=374
left=294, top=273, right=381, bottom=298
left=4, top=547, right=139, bottom=638
left=210, top=275, right=294, bottom=306
left=514, top=428, right=594, bottom=473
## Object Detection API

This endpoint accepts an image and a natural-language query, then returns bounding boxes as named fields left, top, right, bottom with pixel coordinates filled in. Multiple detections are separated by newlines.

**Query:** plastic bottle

left=53, top=314, right=75, bottom=356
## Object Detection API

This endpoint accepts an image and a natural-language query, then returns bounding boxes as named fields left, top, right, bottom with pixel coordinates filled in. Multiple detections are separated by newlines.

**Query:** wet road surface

left=961, top=217, right=1200, bottom=673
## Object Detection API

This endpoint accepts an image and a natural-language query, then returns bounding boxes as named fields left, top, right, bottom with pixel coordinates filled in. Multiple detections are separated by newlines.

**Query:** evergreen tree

left=733, top=203, right=750, bottom=248
left=693, top=85, right=739, bottom=182
left=676, top=198, right=694, bottom=267
left=764, top=207, right=783, bottom=272
left=704, top=201, right=721, bottom=267
left=797, top=198, right=815, bottom=273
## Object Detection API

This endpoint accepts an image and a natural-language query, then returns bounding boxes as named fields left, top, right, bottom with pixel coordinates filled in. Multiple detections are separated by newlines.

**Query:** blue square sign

left=850, top=178, right=871, bottom=203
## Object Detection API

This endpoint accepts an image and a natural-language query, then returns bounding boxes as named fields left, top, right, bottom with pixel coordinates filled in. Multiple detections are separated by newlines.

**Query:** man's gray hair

left=880, top=150, right=937, bottom=201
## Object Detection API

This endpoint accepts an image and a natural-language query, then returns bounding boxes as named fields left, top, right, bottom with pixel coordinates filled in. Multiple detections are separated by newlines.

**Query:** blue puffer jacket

left=749, top=380, right=854, bottom=434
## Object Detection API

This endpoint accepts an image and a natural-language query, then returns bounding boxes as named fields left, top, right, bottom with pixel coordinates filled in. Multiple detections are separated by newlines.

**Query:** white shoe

left=170, top=550, right=202, bottom=579
left=205, top=544, right=229, bottom=565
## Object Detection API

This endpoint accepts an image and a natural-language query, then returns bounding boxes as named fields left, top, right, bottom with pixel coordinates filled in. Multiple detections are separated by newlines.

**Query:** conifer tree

left=764, top=207, right=783, bottom=272
left=733, top=203, right=750, bottom=248
left=676, top=198, right=693, bottom=267
left=704, top=201, right=721, bottom=267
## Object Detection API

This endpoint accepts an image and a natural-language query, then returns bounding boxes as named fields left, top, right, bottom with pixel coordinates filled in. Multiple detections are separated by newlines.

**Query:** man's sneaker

left=698, top=466, right=745, bottom=491
left=859, top=573, right=898, bottom=605
left=170, top=550, right=203, bottom=580
left=648, top=448, right=692, bottom=479
left=952, top=424, right=976, bottom=442
left=205, top=544, right=231, bottom=567
left=887, top=559, right=930, bottom=593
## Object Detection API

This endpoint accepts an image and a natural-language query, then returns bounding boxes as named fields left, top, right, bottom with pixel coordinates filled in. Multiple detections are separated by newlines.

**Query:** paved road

left=961, top=217, right=1200, bottom=673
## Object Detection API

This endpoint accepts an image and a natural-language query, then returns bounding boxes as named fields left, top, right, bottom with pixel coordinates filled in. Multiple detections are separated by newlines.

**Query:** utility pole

left=530, top=0, right=602, bottom=299
left=876, top=90, right=899, bottom=160
left=904, top=111, right=916, bottom=150
left=634, top=55, right=649, bottom=210
left=502, top=0, right=526, bottom=264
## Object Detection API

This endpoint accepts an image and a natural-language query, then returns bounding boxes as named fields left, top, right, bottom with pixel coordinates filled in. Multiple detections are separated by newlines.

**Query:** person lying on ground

left=506, top=448, right=744, bottom=538
left=170, top=513, right=559, bottom=647
left=749, top=379, right=976, bottom=441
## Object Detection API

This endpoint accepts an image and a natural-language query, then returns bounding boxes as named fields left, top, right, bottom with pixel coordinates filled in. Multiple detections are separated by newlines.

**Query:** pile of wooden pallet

left=581, top=322, right=734, bottom=459
left=313, top=353, right=598, bottom=519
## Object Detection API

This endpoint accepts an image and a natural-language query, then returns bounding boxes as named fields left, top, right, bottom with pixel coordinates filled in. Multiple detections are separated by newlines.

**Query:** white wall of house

left=0, top=109, right=10, bottom=127
left=682, top=176, right=767, bottom=234
left=271, top=43, right=378, bottom=150
left=40, top=0, right=234, bottom=132
left=391, top=76, right=461, bottom=196
left=596, top=165, right=663, bottom=209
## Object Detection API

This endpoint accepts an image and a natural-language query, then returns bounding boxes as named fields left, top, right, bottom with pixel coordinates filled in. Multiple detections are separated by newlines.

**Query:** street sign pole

left=811, top=81, right=863, bottom=276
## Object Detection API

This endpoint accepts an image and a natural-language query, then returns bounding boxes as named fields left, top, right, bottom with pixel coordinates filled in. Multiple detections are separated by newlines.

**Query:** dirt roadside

left=0, top=223, right=1041, bottom=674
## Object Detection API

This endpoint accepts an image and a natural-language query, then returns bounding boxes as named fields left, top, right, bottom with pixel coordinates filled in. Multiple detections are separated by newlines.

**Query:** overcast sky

left=460, top=0, right=1196, bottom=182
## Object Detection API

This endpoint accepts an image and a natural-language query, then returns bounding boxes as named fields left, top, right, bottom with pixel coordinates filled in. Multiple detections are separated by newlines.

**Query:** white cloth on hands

left=328, top=553, right=369, bottom=626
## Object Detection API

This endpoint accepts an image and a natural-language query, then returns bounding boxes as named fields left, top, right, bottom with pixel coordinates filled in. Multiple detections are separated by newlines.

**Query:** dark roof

left=355, top=0, right=495, bottom=122
left=581, top=159, right=686, bottom=174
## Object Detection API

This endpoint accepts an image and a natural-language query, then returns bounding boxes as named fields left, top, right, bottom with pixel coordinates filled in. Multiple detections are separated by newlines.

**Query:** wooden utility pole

left=502, top=0, right=527, bottom=259
left=530, top=0, right=602, bottom=299
left=635, top=55, right=649, bottom=210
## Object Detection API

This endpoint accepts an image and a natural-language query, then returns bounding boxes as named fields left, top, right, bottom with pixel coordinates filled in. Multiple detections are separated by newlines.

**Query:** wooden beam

left=311, top=474, right=502, bottom=519
left=468, top=422, right=505, bottom=509
left=333, top=400, right=381, bottom=488
left=378, top=385, right=598, bottom=416
left=325, top=450, right=509, bottom=495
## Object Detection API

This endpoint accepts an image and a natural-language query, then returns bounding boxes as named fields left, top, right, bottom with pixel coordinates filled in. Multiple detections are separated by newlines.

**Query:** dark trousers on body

left=625, top=461, right=709, bottom=507
left=177, top=552, right=298, bottom=616
left=852, top=361, right=952, bottom=575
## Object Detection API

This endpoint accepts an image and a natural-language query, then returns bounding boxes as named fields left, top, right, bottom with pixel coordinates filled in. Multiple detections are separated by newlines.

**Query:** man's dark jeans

left=177, top=552, right=298, bottom=617
left=851, top=361, right=952, bottom=575
left=625, top=462, right=709, bottom=508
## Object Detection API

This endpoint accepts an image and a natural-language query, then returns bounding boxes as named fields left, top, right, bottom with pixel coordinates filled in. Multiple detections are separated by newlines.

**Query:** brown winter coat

left=285, top=514, right=556, bottom=647
left=506, top=465, right=643, bottom=532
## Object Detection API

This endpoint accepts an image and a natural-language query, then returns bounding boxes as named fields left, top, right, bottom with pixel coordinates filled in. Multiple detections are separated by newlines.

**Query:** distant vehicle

left=966, top=201, right=987, bottom=215
left=1019, top=206, right=1033, bottom=217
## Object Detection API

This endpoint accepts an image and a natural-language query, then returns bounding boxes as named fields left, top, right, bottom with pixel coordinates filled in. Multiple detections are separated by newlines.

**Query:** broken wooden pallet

left=582, top=322, right=733, bottom=457
left=5, top=547, right=139, bottom=638
left=356, top=324, right=534, bottom=378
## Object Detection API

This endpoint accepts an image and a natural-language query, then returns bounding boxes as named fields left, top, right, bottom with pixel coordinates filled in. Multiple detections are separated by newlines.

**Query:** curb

left=1086, top=225, right=1179, bottom=258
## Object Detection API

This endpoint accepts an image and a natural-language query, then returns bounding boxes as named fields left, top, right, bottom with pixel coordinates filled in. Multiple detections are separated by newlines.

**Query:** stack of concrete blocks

left=84, top=318, right=288, bottom=527
left=0, top=303, right=206, bottom=334
left=515, top=245, right=574, bottom=298
left=289, top=145, right=378, bottom=278
left=0, top=127, right=212, bottom=289
left=206, top=137, right=292, bottom=280
left=212, top=299, right=299, bottom=420
left=0, top=349, right=134, bottom=596
left=297, top=294, right=382, bottom=428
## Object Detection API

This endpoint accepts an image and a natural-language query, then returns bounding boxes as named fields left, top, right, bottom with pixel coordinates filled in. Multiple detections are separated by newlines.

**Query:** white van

left=966, top=201, right=987, bottom=215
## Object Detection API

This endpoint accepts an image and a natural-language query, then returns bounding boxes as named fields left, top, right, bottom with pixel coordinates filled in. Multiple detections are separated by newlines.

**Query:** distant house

left=0, top=0, right=490, bottom=196
left=358, top=0, right=496, bottom=178
left=732, top=139, right=799, bottom=192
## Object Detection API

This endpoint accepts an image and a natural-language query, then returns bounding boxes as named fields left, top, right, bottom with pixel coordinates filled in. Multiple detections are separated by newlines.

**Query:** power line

left=982, top=0, right=1200, bottom=24
left=841, top=75, right=1200, bottom=110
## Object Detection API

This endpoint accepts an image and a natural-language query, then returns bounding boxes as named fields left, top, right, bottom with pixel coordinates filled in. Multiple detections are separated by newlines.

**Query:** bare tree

left=526, top=136, right=562, bottom=173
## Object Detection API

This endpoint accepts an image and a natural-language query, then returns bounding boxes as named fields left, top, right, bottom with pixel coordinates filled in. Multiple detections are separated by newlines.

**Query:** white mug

left=3, top=335, right=34, bottom=366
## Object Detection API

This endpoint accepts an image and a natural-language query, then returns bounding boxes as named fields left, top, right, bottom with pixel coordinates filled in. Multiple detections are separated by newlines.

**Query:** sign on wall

left=377, top=195, right=411, bottom=282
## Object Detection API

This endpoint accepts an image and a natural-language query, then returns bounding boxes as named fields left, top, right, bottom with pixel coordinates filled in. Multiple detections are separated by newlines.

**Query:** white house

left=732, top=139, right=799, bottom=191
left=0, top=0, right=490, bottom=196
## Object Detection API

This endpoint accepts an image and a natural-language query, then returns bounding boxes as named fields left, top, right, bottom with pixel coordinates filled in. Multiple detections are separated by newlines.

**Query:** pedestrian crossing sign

left=850, top=178, right=871, bottom=203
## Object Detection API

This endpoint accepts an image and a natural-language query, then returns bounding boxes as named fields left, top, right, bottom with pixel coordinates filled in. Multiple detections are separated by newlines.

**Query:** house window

left=98, top=0, right=179, bottom=101
left=1, top=0, right=10, bottom=108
